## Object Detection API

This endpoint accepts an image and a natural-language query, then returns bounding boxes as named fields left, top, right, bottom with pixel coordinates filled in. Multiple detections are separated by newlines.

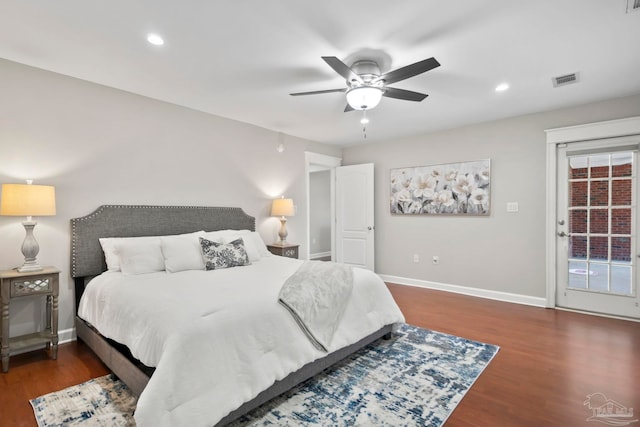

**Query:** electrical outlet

left=432, top=256, right=439, bottom=265
left=413, top=254, right=420, bottom=263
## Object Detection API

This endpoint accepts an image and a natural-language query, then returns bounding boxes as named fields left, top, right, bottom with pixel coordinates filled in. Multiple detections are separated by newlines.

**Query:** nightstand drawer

left=267, top=244, right=299, bottom=259
left=10, top=275, right=53, bottom=297
left=283, top=247, right=298, bottom=258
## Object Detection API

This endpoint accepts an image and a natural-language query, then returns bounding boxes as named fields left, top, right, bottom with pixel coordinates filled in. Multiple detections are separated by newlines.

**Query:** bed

left=71, top=205, right=405, bottom=426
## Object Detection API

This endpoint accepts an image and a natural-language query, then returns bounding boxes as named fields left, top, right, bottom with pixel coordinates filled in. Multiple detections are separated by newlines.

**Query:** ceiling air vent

left=552, top=72, right=579, bottom=88
left=627, top=0, right=640, bottom=13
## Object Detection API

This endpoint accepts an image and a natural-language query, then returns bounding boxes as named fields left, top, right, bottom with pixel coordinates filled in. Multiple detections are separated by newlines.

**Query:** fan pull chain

left=361, top=110, right=369, bottom=139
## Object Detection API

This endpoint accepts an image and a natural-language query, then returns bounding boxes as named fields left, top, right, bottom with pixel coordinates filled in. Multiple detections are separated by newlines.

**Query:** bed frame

left=71, top=205, right=393, bottom=426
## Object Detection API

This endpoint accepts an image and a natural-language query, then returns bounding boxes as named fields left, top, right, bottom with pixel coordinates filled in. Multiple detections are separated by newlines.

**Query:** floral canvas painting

left=390, top=159, right=491, bottom=215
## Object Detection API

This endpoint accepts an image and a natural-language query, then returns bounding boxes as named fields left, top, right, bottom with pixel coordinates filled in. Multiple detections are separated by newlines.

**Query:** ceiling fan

left=290, top=56, right=440, bottom=112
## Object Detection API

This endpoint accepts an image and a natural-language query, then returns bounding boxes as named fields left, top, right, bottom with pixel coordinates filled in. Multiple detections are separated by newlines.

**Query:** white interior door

left=556, top=139, right=640, bottom=319
left=335, top=163, right=375, bottom=270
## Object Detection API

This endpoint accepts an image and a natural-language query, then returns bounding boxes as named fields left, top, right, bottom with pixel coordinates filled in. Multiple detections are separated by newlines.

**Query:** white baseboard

left=60, top=327, right=76, bottom=344
left=380, top=274, right=547, bottom=308
left=10, top=327, right=76, bottom=356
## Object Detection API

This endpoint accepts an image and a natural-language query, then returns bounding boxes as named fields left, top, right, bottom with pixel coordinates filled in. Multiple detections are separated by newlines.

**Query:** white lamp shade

left=0, top=184, right=56, bottom=216
left=346, top=86, right=383, bottom=110
left=271, top=198, right=295, bottom=217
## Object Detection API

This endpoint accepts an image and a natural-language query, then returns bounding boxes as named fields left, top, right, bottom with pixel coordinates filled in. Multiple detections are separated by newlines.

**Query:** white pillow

left=250, top=232, right=272, bottom=257
left=221, top=235, right=260, bottom=262
left=119, top=239, right=165, bottom=275
left=161, top=231, right=205, bottom=273
left=203, top=230, right=271, bottom=261
left=99, top=236, right=160, bottom=272
left=202, top=229, right=242, bottom=243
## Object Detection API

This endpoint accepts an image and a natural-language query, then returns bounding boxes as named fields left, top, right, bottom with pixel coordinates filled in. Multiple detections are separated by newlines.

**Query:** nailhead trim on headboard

left=70, top=205, right=256, bottom=278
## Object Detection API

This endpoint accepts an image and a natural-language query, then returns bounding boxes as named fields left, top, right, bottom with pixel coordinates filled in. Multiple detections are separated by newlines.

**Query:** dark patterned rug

left=31, top=324, right=498, bottom=427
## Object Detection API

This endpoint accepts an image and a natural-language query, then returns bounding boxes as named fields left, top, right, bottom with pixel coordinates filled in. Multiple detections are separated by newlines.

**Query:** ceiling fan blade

left=374, top=57, right=440, bottom=85
left=344, top=104, right=355, bottom=112
left=383, top=87, right=428, bottom=102
left=322, top=56, right=363, bottom=84
left=290, top=88, right=346, bottom=96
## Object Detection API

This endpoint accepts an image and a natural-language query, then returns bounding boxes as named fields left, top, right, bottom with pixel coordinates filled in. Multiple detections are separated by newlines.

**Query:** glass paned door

left=567, top=152, right=633, bottom=295
left=556, top=142, right=640, bottom=319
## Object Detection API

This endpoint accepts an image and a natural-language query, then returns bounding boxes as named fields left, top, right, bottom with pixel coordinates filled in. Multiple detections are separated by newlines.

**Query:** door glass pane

left=612, top=152, right=633, bottom=177
left=611, top=208, right=631, bottom=234
left=568, top=261, right=588, bottom=289
left=569, top=157, right=588, bottom=179
left=611, top=265, right=632, bottom=295
left=589, top=209, right=608, bottom=234
left=570, top=209, right=587, bottom=234
left=570, top=181, right=588, bottom=207
left=589, top=154, right=610, bottom=178
left=611, top=237, right=631, bottom=262
left=589, top=236, right=609, bottom=261
left=588, top=263, right=609, bottom=291
left=570, top=236, right=588, bottom=258
left=590, top=181, right=609, bottom=206
left=612, top=179, right=632, bottom=205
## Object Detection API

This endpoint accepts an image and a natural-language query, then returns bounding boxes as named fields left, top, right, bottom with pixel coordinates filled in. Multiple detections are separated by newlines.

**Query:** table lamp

left=0, top=181, right=56, bottom=272
left=271, top=197, right=295, bottom=245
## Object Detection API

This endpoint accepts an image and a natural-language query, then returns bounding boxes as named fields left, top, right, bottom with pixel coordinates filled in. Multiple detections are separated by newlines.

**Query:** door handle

left=557, top=231, right=569, bottom=237
left=367, top=226, right=374, bottom=231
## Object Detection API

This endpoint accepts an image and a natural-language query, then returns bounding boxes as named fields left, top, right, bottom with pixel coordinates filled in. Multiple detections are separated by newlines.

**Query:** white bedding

left=78, top=255, right=404, bottom=427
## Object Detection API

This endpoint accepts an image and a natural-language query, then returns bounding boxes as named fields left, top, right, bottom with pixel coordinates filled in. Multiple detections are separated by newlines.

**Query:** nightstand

left=0, top=266, right=59, bottom=372
left=267, top=243, right=299, bottom=259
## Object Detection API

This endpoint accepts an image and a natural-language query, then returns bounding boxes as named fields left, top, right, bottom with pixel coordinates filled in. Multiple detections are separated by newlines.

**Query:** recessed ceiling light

left=495, top=83, right=510, bottom=92
left=147, top=33, right=164, bottom=46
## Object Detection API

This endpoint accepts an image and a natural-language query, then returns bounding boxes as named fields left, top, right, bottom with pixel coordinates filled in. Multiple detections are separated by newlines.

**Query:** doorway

left=305, top=152, right=341, bottom=261
left=546, top=116, right=640, bottom=320
left=556, top=141, right=640, bottom=318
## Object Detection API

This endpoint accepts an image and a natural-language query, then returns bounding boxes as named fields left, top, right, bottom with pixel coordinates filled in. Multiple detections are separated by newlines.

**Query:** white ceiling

left=1, top=1, right=639, bottom=146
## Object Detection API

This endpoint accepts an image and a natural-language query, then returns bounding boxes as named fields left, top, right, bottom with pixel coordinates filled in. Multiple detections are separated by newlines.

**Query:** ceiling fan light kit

left=290, top=55, right=441, bottom=114
left=346, top=86, right=383, bottom=110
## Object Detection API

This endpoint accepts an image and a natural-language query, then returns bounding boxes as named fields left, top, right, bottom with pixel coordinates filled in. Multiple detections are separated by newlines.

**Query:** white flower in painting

left=478, top=168, right=490, bottom=187
left=431, top=168, right=442, bottom=179
left=390, top=169, right=412, bottom=192
left=433, top=189, right=455, bottom=207
left=444, top=170, right=458, bottom=182
left=411, top=174, right=437, bottom=199
left=394, top=188, right=413, bottom=203
left=452, top=174, right=477, bottom=197
left=469, top=188, right=488, bottom=205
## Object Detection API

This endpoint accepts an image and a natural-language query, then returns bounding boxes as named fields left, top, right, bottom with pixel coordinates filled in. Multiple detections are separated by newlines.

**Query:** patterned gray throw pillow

left=200, top=237, right=251, bottom=270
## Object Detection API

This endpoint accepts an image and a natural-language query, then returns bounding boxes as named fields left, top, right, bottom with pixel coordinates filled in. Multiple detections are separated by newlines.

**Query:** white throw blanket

left=78, top=256, right=405, bottom=427
left=279, top=261, right=353, bottom=352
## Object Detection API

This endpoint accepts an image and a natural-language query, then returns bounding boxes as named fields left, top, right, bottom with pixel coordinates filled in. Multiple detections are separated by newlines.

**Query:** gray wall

left=0, top=58, right=341, bottom=338
left=343, top=93, right=640, bottom=299
left=309, top=170, right=331, bottom=256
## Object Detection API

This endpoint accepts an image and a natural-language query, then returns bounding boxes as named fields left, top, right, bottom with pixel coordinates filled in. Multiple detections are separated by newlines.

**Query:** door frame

left=305, top=152, right=342, bottom=261
left=545, top=116, right=640, bottom=308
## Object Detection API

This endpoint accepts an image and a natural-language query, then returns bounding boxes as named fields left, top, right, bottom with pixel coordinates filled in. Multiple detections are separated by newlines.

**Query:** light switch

left=506, top=202, right=519, bottom=212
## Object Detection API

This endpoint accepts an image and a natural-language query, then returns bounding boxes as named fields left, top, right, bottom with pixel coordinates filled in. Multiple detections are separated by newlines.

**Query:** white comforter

left=78, top=255, right=404, bottom=427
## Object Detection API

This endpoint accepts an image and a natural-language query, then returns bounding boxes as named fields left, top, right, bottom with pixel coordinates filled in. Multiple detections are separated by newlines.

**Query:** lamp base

left=18, top=261, right=44, bottom=273
left=278, top=217, right=288, bottom=244
left=19, top=220, right=43, bottom=272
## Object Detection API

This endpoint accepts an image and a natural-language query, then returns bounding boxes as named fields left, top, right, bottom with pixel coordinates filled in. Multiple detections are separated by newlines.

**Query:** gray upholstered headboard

left=70, top=205, right=255, bottom=279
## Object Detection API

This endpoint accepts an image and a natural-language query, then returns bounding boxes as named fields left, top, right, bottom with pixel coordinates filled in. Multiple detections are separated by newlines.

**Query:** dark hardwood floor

left=1, top=284, right=638, bottom=426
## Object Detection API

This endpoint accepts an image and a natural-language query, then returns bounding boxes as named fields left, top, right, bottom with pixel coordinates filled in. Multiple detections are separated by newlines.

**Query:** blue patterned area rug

left=30, top=374, right=136, bottom=426
left=231, top=324, right=499, bottom=426
left=30, top=324, right=498, bottom=427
